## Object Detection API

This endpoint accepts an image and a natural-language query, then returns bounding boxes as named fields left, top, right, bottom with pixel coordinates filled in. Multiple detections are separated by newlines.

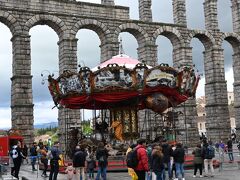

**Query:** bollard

left=219, top=162, right=223, bottom=172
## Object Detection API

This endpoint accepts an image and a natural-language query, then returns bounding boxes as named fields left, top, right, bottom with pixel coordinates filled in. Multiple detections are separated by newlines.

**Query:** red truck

left=0, top=129, right=23, bottom=164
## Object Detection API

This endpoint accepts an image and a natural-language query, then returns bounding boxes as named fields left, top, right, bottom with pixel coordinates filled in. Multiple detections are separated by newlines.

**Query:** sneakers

left=182, top=178, right=185, bottom=180
left=193, top=175, right=196, bottom=177
left=41, top=174, right=48, bottom=177
left=200, top=175, right=203, bottom=178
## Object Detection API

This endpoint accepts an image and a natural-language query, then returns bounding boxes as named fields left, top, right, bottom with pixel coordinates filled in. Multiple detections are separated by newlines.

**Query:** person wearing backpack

left=29, top=142, right=38, bottom=171
left=96, top=142, right=109, bottom=180
left=126, top=143, right=138, bottom=180
left=202, top=141, right=215, bottom=177
left=134, top=138, right=149, bottom=180
left=10, top=140, right=26, bottom=179
left=73, top=145, right=88, bottom=180
left=39, top=145, right=48, bottom=178
left=49, top=141, right=61, bottom=180
left=227, top=138, right=234, bottom=162
left=192, top=144, right=203, bottom=178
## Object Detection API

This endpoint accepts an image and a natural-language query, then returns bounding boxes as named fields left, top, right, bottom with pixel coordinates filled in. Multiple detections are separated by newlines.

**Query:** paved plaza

left=1, top=146, right=240, bottom=180
left=1, top=161, right=240, bottom=180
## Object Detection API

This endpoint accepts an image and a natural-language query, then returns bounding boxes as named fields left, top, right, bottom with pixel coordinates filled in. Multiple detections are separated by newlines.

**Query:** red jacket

left=135, top=145, right=149, bottom=171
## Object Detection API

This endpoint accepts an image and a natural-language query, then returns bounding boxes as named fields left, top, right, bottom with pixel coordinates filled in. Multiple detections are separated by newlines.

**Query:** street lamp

left=184, top=101, right=188, bottom=148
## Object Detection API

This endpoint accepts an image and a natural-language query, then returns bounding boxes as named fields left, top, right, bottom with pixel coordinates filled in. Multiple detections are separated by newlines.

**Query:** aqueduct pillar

left=11, top=33, right=34, bottom=145
left=58, top=37, right=81, bottom=152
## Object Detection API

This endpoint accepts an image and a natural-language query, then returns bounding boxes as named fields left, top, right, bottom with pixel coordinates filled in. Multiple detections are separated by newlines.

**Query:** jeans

left=163, top=162, right=172, bottom=180
left=175, top=163, right=184, bottom=178
left=31, top=156, right=37, bottom=170
left=154, top=170, right=164, bottom=180
left=228, top=150, right=234, bottom=161
left=88, top=169, right=94, bottom=179
left=96, top=167, right=107, bottom=180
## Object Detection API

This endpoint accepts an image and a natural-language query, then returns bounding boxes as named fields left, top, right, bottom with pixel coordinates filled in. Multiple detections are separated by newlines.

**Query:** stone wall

left=0, top=0, right=239, bottom=146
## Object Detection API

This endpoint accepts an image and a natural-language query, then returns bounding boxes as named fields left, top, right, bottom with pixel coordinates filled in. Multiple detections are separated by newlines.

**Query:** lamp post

left=184, top=101, right=188, bottom=148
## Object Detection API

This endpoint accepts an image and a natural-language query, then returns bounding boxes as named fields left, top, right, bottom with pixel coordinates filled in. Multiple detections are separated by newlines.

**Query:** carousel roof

left=91, top=54, right=151, bottom=71
left=47, top=54, right=200, bottom=112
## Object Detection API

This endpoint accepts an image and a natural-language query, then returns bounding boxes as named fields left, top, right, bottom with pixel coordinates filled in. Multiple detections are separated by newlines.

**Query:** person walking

left=173, top=143, right=185, bottom=180
left=237, top=141, right=240, bottom=156
left=22, top=144, right=29, bottom=164
left=202, top=141, right=215, bottom=177
left=134, top=138, right=149, bottom=180
left=192, top=144, right=203, bottom=178
left=151, top=145, right=165, bottom=180
left=73, top=144, right=88, bottom=180
left=161, top=139, right=173, bottom=180
left=227, top=138, right=234, bottom=162
left=86, top=154, right=96, bottom=180
left=39, top=145, right=48, bottom=177
left=96, top=142, right=109, bottom=180
left=10, top=141, right=26, bottom=179
left=29, top=142, right=38, bottom=171
left=126, top=144, right=138, bottom=180
left=49, top=141, right=61, bottom=180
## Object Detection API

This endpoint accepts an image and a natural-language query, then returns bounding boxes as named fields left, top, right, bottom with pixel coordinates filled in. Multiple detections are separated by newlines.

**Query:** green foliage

left=82, top=120, right=92, bottom=135
left=36, top=126, right=58, bottom=136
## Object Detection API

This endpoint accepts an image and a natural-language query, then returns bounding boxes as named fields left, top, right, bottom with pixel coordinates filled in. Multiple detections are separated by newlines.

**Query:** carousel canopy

left=91, top=54, right=151, bottom=71
left=47, top=55, right=200, bottom=113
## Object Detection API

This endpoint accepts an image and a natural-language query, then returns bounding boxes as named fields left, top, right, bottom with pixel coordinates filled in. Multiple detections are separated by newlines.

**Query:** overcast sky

left=0, top=0, right=234, bottom=128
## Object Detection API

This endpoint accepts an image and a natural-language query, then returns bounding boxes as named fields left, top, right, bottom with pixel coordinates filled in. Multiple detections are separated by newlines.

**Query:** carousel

left=47, top=53, right=199, bottom=148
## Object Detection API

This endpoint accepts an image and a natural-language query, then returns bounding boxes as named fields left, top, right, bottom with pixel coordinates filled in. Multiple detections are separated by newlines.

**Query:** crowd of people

left=4, top=135, right=240, bottom=180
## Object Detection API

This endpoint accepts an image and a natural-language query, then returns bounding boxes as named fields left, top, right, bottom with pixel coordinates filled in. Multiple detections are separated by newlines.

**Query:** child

left=65, top=162, right=75, bottom=180
left=87, top=155, right=96, bottom=180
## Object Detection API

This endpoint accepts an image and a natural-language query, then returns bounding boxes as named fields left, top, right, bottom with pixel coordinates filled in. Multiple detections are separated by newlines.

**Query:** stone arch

left=153, top=26, right=183, bottom=48
left=72, top=19, right=110, bottom=45
left=220, top=33, right=240, bottom=54
left=113, top=23, right=150, bottom=47
left=24, top=15, right=67, bottom=39
left=0, top=11, right=21, bottom=35
left=187, top=30, right=215, bottom=50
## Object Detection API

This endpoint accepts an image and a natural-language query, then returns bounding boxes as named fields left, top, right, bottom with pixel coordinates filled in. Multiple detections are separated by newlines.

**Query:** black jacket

left=73, top=150, right=87, bottom=167
left=162, top=143, right=173, bottom=163
left=96, top=148, right=108, bottom=168
left=173, top=147, right=185, bottom=163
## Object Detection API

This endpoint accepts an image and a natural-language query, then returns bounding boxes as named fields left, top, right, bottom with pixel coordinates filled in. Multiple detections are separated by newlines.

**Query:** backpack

left=126, top=148, right=139, bottom=169
left=73, top=151, right=86, bottom=166
left=206, top=145, right=215, bottom=159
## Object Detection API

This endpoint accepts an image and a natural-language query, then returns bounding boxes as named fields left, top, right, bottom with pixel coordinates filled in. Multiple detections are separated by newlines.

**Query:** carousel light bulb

left=41, top=79, right=45, bottom=85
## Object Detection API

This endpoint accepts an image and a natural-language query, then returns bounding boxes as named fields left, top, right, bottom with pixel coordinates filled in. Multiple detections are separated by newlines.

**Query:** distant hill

left=34, top=122, right=58, bottom=129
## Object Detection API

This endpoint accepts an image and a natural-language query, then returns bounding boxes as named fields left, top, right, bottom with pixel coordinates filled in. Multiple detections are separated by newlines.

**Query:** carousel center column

left=58, top=37, right=81, bottom=155
left=11, top=33, right=34, bottom=146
